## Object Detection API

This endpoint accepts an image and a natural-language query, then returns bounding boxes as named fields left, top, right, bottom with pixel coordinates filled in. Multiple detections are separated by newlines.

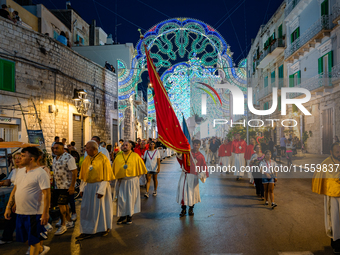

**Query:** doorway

left=322, top=108, right=333, bottom=154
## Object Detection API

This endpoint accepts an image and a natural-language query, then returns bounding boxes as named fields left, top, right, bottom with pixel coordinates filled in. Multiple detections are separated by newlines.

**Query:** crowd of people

left=1, top=134, right=340, bottom=254
left=0, top=4, right=21, bottom=25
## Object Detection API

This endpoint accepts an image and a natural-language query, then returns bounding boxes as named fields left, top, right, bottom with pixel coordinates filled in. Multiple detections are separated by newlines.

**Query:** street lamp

left=72, top=89, right=91, bottom=155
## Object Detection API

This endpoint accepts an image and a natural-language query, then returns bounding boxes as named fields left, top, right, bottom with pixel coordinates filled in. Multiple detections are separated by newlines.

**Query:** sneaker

left=272, top=203, right=277, bottom=208
left=265, top=201, right=269, bottom=205
left=55, top=219, right=61, bottom=227
left=126, top=216, right=132, bottom=225
left=66, top=221, right=75, bottom=228
left=54, top=225, right=67, bottom=236
left=0, top=240, right=12, bottom=245
left=117, top=216, right=126, bottom=225
left=153, top=191, right=157, bottom=196
left=144, top=192, right=149, bottom=198
left=71, top=213, right=77, bottom=221
left=39, top=245, right=50, bottom=255
left=45, top=223, right=53, bottom=232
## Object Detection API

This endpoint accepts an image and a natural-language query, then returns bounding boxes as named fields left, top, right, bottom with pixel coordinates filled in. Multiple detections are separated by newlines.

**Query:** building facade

left=0, top=16, right=118, bottom=154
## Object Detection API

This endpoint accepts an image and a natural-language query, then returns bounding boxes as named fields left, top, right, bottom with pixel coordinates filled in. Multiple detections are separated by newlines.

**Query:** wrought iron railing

left=285, top=15, right=332, bottom=58
left=258, top=38, right=285, bottom=63
left=285, top=0, right=301, bottom=18
left=332, top=0, right=340, bottom=22
left=289, top=72, right=333, bottom=98
left=332, top=63, right=340, bottom=82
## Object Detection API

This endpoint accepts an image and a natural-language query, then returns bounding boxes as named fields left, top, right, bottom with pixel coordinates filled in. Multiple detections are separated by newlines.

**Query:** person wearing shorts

left=260, top=150, right=278, bottom=209
left=5, top=147, right=51, bottom=255
left=143, top=141, right=161, bottom=198
left=52, top=142, right=77, bottom=236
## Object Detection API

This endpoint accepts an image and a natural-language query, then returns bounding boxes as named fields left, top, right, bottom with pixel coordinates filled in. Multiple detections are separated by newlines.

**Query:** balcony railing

left=285, top=15, right=332, bottom=59
left=332, top=0, right=340, bottom=23
left=285, top=0, right=302, bottom=18
left=289, top=72, right=333, bottom=98
left=258, top=38, right=285, bottom=63
left=332, top=63, right=340, bottom=82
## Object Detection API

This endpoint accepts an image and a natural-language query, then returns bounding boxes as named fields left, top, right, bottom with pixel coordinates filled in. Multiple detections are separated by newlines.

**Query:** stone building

left=0, top=16, right=118, bottom=153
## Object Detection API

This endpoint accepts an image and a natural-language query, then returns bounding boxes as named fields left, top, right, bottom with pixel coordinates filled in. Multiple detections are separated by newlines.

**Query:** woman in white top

left=143, top=141, right=161, bottom=198
left=260, top=150, right=278, bottom=209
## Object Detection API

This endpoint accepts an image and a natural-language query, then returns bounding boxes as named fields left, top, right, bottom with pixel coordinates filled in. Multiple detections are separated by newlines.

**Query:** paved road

left=1, top=154, right=333, bottom=255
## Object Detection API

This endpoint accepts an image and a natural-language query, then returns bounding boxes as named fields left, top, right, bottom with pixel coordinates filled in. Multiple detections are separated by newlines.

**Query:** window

left=278, top=96, right=281, bottom=111
left=53, top=30, right=59, bottom=39
left=264, top=76, right=268, bottom=88
left=289, top=70, right=301, bottom=87
left=278, top=65, right=284, bottom=88
left=278, top=24, right=283, bottom=38
left=263, top=102, right=269, bottom=110
left=291, top=27, right=300, bottom=43
left=321, top=0, right=329, bottom=16
left=318, top=51, right=333, bottom=74
left=0, top=59, right=15, bottom=92
left=271, top=71, right=275, bottom=85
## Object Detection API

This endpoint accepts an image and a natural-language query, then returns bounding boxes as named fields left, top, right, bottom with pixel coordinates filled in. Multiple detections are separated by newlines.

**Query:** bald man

left=76, top=141, right=114, bottom=240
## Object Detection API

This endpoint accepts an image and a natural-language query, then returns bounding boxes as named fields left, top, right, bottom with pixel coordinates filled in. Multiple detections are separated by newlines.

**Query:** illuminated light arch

left=118, top=17, right=247, bottom=124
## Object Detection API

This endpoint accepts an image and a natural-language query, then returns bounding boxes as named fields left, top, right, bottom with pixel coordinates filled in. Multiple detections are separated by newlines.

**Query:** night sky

left=30, top=0, right=283, bottom=65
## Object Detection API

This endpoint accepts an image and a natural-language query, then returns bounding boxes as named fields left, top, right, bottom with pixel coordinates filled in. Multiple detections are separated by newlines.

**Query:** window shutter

left=289, top=74, right=294, bottom=87
left=278, top=96, right=281, bottom=111
left=0, top=59, right=15, bottom=92
left=264, top=76, right=268, bottom=87
left=271, top=71, right=275, bottom=85
left=318, top=57, right=323, bottom=74
left=297, top=71, right=301, bottom=85
left=278, top=24, right=282, bottom=38
left=297, top=27, right=300, bottom=38
left=328, top=50, right=333, bottom=74
left=291, top=33, right=293, bottom=43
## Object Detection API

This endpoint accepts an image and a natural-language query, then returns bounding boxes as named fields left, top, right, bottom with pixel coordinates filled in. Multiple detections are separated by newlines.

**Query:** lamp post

left=72, top=89, right=91, bottom=155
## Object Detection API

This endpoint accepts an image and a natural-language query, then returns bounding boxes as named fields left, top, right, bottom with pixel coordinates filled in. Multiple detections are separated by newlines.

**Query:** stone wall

left=0, top=17, right=117, bottom=152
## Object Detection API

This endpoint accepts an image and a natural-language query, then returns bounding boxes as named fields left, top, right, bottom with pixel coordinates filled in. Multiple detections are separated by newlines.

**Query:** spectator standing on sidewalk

left=0, top=153, right=22, bottom=245
left=5, top=147, right=50, bottom=255
left=286, top=138, right=294, bottom=167
left=52, top=142, right=77, bottom=235
left=260, top=150, right=278, bottom=208
left=280, top=135, right=286, bottom=157
left=312, top=142, right=340, bottom=253
left=250, top=144, right=265, bottom=200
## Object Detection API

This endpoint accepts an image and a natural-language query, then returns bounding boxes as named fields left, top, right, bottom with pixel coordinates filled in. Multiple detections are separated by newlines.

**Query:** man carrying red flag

left=218, top=138, right=232, bottom=172
left=176, top=139, right=208, bottom=217
left=231, top=133, right=247, bottom=180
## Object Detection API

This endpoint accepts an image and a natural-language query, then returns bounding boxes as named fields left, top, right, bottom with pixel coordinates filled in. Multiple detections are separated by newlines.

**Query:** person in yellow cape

left=312, top=142, right=340, bottom=253
left=76, top=140, right=114, bottom=240
left=112, top=141, right=147, bottom=225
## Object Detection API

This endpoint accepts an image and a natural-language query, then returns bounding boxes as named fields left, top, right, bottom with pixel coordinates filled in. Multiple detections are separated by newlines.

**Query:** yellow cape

left=80, top=152, right=114, bottom=183
left=112, top=151, right=147, bottom=179
left=311, top=156, right=340, bottom=197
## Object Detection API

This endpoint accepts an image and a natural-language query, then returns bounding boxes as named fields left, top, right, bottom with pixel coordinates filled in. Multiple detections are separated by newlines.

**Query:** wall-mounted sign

left=0, top=117, right=21, bottom=125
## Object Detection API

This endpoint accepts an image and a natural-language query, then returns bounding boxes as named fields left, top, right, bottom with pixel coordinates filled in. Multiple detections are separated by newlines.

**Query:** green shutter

left=292, top=105, right=298, bottom=112
left=278, top=96, right=281, bottom=111
left=297, top=27, right=300, bottom=38
left=291, top=33, right=293, bottom=43
left=264, top=76, right=268, bottom=87
left=278, top=65, right=283, bottom=88
left=328, top=50, right=333, bottom=74
left=289, top=74, right=294, bottom=87
left=297, top=70, right=301, bottom=85
left=321, top=0, right=329, bottom=16
left=271, top=71, right=275, bottom=85
left=318, top=57, right=323, bottom=74
left=0, top=59, right=15, bottom=92
left=278, top=24, right=283, bottom=38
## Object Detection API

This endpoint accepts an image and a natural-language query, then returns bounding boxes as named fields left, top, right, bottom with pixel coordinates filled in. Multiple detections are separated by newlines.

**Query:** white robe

left=80, top=181, right=113, bottom=234
left=325, top=196, right=340, bottom=240
left=116, top=176, right=141, bottom=217
left=246, top=159, right=253, bottom=180
left=176, top=172, right=200, bottom=207
left=220, top=156, right=231, bottom=168
left=232, top=153, right=245, bottom=176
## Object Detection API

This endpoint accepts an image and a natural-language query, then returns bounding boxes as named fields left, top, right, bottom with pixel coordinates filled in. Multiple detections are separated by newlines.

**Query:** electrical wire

left=93, top=0, right=104, bottom=29
left=215, top=0, right=246, bottom=30
left=137, top=0, right=171, bottom=19
left=262, top=0, right=272, bottom=25
left=223, top=0, right=244, bottom=59
left=93, top=0, right=147, bottom=31
left=213, top=0, right=245, bottom=28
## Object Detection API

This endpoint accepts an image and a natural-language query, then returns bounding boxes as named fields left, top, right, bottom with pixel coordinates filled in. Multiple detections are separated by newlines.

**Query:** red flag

left=144, top=44, right=191, bottom=165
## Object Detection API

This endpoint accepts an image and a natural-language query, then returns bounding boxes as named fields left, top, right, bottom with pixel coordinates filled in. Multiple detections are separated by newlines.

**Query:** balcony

left=288, top=72, right=333, bottom=98
left=332, top=0, right=340, bottom=25
left=331, top=63, right=340, bottom=84
left=134, top=91, right=144, bottom=105
left=258, top=39, right=285, bottom=68
left=285, top=0, right=312, bottom=21
left=285, top=15, right=333, bottom=61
